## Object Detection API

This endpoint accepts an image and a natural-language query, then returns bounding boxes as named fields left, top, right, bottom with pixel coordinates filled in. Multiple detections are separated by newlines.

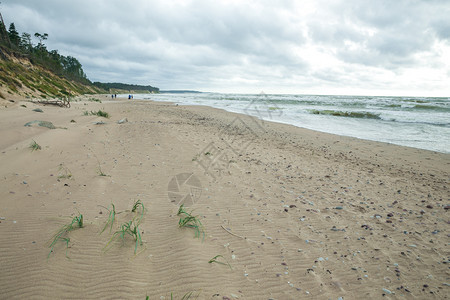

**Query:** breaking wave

left=309, top=110, right=381, bottom=119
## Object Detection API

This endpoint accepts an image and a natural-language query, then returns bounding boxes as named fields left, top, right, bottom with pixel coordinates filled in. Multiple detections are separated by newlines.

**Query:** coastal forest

left=1, top=22, right=89, bottom=84
left=0, top=11, right=103, bottom=99
left=0, top=12, right=158, bottom=100
left=93, top=82, right=159, bottom=93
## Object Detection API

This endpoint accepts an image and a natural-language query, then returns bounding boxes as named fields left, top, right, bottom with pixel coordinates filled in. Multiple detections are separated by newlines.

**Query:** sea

left=126, top=93, right=450, bottom=154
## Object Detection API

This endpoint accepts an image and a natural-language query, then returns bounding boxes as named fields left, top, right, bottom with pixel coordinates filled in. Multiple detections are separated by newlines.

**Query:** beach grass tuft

left=132, top=199, right=145, bottom=222
left=160, top=291, right=199, bottom=300
left=179, top=291, right=200, bottom=299
left=92, top=109, right=109, bottom=118
left=82, top=110, right=109, bottom=118
left=29, top=140, right=41, bottom=151
left=208, top=254, right=232, bottom=269
left=104, top=217, right=143, bottom=253
left=97, top=165, right=108, bottom=177
left=177, top=204, right=205, bottom=240
left=100, top=203, right=116, bottom=234
left=48, top=213, right=83, bottom=258
left=57, top=163, right=73, bottom=179
left=88, top=97, right=102, bottom=103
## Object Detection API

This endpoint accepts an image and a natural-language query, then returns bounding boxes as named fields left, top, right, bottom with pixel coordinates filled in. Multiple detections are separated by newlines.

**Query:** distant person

left=114, top=94, right=117, bottom=98
left=128, top=95, right=131, bottom=99
left=111, top=94, right=114, bottom=99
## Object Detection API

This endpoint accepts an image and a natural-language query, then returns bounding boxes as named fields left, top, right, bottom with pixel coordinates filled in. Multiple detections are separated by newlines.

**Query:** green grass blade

left=177, top=205, right=205, bottom=240
left=131, top=200, right=145, bottom=223
left=208, top=255, right=232, bottom=269
left=48, top=213, right=83, bottom=258
left=100, top=204, right=116, bottom=234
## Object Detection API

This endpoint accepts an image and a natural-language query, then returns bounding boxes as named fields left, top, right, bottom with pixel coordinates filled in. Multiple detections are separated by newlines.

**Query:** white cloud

left=1, top=0, right=449, bottom=96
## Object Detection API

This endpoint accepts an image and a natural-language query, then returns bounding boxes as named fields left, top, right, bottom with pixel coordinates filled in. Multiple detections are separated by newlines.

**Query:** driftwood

left=35, top=97, right=71, bottom=108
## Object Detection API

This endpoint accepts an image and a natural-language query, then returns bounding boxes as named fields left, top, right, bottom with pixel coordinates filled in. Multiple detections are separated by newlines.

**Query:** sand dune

left=0, top=95, right=448, bottom=299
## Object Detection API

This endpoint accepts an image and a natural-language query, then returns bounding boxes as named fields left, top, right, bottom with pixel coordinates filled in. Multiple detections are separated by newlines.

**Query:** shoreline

left=136, top=92, right=450, bottom=154
left=0, top=95, right=448, bottom=299
left=141, top=96, right=449, bottom=175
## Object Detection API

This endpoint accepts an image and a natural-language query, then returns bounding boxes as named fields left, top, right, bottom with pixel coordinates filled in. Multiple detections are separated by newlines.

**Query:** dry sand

left=0, top=95, right=448, bottom=299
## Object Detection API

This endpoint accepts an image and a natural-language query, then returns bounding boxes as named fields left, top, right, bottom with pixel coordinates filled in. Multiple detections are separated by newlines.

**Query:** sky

left=1, top=0, right=450, bottom=96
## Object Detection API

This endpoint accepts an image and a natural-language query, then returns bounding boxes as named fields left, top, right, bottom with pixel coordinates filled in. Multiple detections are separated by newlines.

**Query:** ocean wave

left=413, top=104, right=450, bottom=112
left=383, top=119, right=450, bottom=127
left=400, top=98, right=429, bottom=103
left=137, top=93, right=449, bottom=153
left=309, top=110, right=381, bottom=119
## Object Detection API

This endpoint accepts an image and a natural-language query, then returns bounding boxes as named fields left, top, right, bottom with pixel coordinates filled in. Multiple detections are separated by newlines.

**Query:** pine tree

left=8, top=22, right=20, bottom=47
left=0, top=10, right=11, bottom=47
left=20, top=32, right=32, bottom=52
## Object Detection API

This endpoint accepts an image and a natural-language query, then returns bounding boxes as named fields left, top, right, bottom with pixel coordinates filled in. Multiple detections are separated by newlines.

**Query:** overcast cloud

left=2, top=0, right=449, bottom=96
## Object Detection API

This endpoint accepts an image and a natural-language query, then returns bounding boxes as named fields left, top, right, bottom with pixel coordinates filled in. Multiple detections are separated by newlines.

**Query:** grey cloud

left=432, top=18, right=450, bottom=40
left=307, top=0, right=449, bottom=68
left=1, top=0, right=449, bottom=95
left=307, top=21, right=365, bottom=47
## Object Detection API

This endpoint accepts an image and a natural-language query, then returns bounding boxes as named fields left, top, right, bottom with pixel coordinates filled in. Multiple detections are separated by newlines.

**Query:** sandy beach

left=0, top=95, right=448, bottom=299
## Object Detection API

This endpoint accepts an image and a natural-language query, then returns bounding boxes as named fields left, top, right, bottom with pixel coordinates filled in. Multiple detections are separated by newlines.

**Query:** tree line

left=0, top=18, right=90, bottom=85
left=92, top=82, right=159, bottom=93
